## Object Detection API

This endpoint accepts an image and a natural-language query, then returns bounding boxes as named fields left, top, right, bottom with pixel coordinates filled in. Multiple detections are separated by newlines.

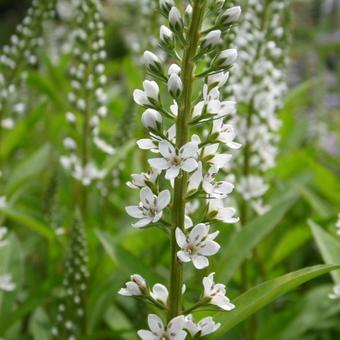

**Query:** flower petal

left=157, top=190, right=171, bottom=210
left=192, top=255, right=209, bottom=269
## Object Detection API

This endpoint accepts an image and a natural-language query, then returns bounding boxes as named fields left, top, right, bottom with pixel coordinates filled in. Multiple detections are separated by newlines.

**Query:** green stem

left=168, top=0, right=207, bottom=321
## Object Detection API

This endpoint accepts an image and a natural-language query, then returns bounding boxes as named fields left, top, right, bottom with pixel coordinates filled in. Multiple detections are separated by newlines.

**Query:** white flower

left=118, top=274, right=147, bottom=296
left=134, top=80, right=160, bottom=107
left=185, top=315, right=220, bottom=337
left=176, top=223, right=220, bottom=269
left=208, top=71, right=229, bottom=88
left=208, top=199, right=239, bottom=223
left=329, top=285, right=340, bottom=300
left=127, top=169, right=159, bottom=189
left=169, top=7, right=183, bottom=32
left=203, top=273, right=235, bottom=311
left=149, top=140, right=198, bottom=180
left=203, top=167, right=234, bottom=199
left=150, top=283, right=168, bottom=306
left=138, top=314, right=186, bottom=340
left=202, top=30, right=221, bottom=50
left=220, top=6, right=242, bottom=25
left=143, top=51, right=162, bottom=73
left=0, top=274, right=16, bottom=292
left=142, top=109, right=162, bottom=130
left=168, top=73, right=183, bottom=98
left=126, top=187, right=171, bottom=228
left=212, top=119, right=241, bottom=149
left=216, top=49, right=238, bottom=67
left=160, top=25, right=173, bottom=44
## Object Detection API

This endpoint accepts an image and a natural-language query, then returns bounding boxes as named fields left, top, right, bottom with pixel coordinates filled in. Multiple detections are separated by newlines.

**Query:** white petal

left=188, top=223, right=209, bottom=244
left=137, top=139, right=157, bottom=150
left=148, top=314, right=164, bottom=335
left=167, top=315, right=185, bottom=335
left=181, top=158, right=198, bottom=173
left=126, top=206, right=144, bottom=218
left=165, top=166, right=180, bottom=180
left=137, top=330, right=157, bottom=340
left=140, top=187, right=154, bottom=207
left=180, top=141, right=198, bottom=158
left=133, top=89, right=149, bottom=106
left=148, top=158, right=169, bottom=170
left=132, top=218, right=152, bottom=228
left=192, top=255, right=209, bottom=269
left=175, top=228, right=187, bottom=248
left=157, top=190, right=171, bottom=210
left=177, top=250, right=191, bottom=263
left=198, top=240, right=220, bottom=256
left=211, top=295, right=235, bottom=311
left=151, top=284, right=169, bottom=305
left=159, top=140, right=176, bottom=159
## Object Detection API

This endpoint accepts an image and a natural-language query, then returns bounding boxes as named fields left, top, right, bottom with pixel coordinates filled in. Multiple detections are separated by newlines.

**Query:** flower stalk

left=168, top=0, right=207, bottom=321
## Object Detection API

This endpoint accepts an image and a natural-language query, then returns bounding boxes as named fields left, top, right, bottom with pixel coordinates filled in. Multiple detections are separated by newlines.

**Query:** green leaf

left=6, top=143, right=52, bottom=196
left=309, top=220, right=340, bottom=284
left=212, top=264, right=340, bottom=337
left=217, top=193, right=298, bottom=283
left=0, top=206, right=54, bottom=240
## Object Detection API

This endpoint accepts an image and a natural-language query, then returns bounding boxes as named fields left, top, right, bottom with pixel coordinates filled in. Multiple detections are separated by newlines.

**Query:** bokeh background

left=0, top=0, right=339, bottom=339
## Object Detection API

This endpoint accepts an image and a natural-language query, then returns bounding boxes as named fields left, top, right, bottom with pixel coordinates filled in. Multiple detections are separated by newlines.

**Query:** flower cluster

left=227, top=0, right=290, bottom=215
left=0, top=227, right=16, bottom=292
left=52, top=215, right=89, bottom=339
left=121, top=0, right=241, bottom=338
left=60, top=0, right=114, bottom=187
left=0, top=0, right=56, bottom=129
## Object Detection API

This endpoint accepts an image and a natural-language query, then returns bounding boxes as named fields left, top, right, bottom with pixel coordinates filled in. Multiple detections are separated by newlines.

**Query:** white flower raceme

left=134, top=80, right=160, bottom=107
left=185, top=315, right=220, bottom=337
left=149, top=140, right=198, bottom=180
left=0, top=274, right=16, bottom=292
left=238, top=175, right=269, bottom=201
left=138, top=314, right=186, bottom=340
left=175, top=223, right=220, bottom=269
left=150, top=283, right=168, bottom=306
left=203, top=273, right=235, bottom=311
left=126, top=187, right=171, bottom=228
left=328, top=285, right=340, bottom=300
left=118, top=274, right=147, bottom=296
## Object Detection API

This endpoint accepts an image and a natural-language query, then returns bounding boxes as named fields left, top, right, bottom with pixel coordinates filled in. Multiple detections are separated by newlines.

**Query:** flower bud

left=168, top=73, right=183, bottom=98
left=159, top=0, right=175, bottom=15
left=201, top=30, right=221, bottom=50
left=160, top=25, right=173, bottom=45
left=168, top=64, right=181, bottom=76
left=219, top=6, right=241, bottom=26
left=143, top=80, right=159, bottom=103
left=141, top=109, right=162, bottom=130
left=169, top=7, right=183, bottom=33
left=216, top=49, right=237, bottom=67
left=143, top=51, right=162, bottom=74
